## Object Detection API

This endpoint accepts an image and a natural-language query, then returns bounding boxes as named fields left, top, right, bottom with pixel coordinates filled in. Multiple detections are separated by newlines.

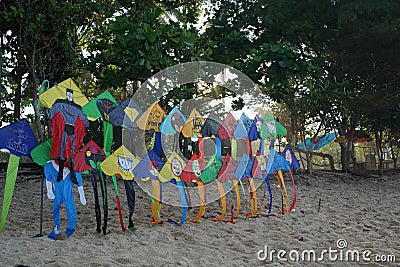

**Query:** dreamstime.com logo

left=257, top=238, right=397, bottom=263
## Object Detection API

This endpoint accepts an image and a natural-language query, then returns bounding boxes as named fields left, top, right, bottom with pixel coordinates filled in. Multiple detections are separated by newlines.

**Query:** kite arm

left=78, top=186, right=86, bottom=205
left=74, top=172, right=86, bottom=205
left=46, top=180, right=55, bottom=200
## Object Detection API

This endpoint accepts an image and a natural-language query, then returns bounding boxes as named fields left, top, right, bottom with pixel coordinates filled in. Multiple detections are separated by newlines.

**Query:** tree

left=205, top=0, right=400, bottom=172
left=84, top=1, right=207, bottom=101
left=0, top=0, right=104, bottom=137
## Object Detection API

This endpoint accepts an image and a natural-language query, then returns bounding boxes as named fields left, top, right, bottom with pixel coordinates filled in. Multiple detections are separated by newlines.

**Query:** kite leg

left=63, top=178, right=77, bottom=237
left=188, top=181, right=206, bottom=222
left=90, top=172, right=102, bottom=233
left=151, top=179, right=162, bottom=225
left=98, top=169, right=108, bottom=234
left=49, top=176, right=66, bottom=240
left=123, top=180, right=137, bottom=230
left=0, top=154, right=20, bottom=233
left=212, top=181, right=227, bottom=221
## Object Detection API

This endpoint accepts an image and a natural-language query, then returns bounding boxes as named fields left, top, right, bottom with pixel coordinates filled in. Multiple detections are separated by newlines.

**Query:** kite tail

left=212, top=181, right=227, bottom=221
left=233, top=180, right=241, bottom=218
left=246, top=178, right=258, bottom=217
left=285, top=169, right=297, bottom=213
left=90, top=172, right=102, bottom=233
left=265, top=174, right=273, bottom=214
left=239, top=180, right=250, bottom=217
left=111, top=175, right=126, bottom=232
left=168, top=181, right=187, bottom=226
left=188, top=181, right=206, bottom=222
left=276, top=170, right=289, bottom=217
left=150, top=179, right=162, bottom=225
left=98, top=167, right=108, bottom=234
left=0, top=154, right=20, bottom=233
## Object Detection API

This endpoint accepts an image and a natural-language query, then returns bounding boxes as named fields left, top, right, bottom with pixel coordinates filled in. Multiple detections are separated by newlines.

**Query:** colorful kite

left=248, top=115, right=263, bottom=142
left=74, top=140, right=109, bottom=234
left=282, top=145, right=300, bottom=170
left=180, top=153, right=204, bottom=183
left=259, top=113, right=286, bottom=140
left=199, top=155, right=222, bottom=184
left=101, top=145, right=140, bottom=231
left=136, top=101, right=166, bottom=132
left=234, top=113, right=252, bottom=140
left=200, top=111, right=222, bottom=138
left=119, top=98, right=143, bottom=130
left=218, top=112, right=238, bottom=139
left=0, top=119, right=39, bottom=233
left=39, top=78, right=89, bottom=109
left=82, top=91, right=127, bottom=232
left=181, top=108, right=204, bottom=138
left=133, top=150, right=164, bottom=225
left=297, top=132, right=337, bottom=151
left=43, top=78, right=89, bottom=184
left=30, top=139, right=52, bottom=166
left=160, top=106, right=186, bottom=135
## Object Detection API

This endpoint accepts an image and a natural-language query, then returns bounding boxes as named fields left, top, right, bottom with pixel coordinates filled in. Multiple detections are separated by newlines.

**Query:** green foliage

left=84, top=2, right=207, bottom=95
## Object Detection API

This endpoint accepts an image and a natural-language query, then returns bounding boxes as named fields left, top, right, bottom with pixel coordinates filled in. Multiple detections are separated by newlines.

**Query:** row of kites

left=0, top=78, right=304, bottom=237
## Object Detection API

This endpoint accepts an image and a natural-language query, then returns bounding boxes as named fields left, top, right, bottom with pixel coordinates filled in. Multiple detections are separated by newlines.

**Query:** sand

left=0, top=170, right=399, bottom=266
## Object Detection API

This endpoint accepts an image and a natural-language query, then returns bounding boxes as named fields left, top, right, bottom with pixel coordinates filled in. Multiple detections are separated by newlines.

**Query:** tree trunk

left=375, top=130, right=384, bottom=176
left=346, top=140, right=353, bottom=169
left=340, top=141, right=349, bottom=172
left=32, top=83, right=43, bottom=141
left=13, top=76, right=22, bottom=121
left=389, top=140, right=397, bottom=169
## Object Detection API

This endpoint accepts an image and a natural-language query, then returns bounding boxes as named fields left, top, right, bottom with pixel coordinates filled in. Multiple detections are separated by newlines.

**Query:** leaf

left=279, top=61, right=287, bottom=67
left=254, top=55, right=263, bottom=62
left=271, top=44, right=280, bottom=52
left=171, top=37, right=180, bottom=43
left=145, top=60, right=151, bottom=70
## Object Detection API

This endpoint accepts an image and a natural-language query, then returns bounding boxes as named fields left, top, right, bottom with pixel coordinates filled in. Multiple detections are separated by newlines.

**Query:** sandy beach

left=0, top=170, right=399, bottom=266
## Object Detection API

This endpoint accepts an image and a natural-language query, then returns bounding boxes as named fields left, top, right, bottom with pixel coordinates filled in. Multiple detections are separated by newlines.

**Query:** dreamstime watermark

left=257, top=239, right=397, bottom=263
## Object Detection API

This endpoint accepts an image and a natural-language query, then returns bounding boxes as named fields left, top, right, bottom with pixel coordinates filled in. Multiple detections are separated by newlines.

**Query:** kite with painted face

left=133, top=150, right=164, bottom=225
left=136, top=101, right=166, bottom=132
left=101, top=145, right=140, bottom=231
left=160, top=106, right=186, bottom=135
left=181, top=108, right=204, bottom=138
